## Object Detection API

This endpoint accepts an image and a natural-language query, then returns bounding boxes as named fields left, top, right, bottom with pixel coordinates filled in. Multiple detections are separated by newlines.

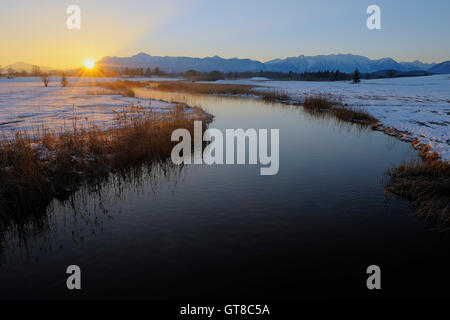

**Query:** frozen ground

left=219, top=75, right=450, bottom=161
left=0, top=77, right=184, bottom=135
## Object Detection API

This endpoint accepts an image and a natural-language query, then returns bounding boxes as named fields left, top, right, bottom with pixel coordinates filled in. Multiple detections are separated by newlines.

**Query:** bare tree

left=61, top=73, right=68, bottom=87
left=41, top=74, right=50, bottom=87
left=7, top=68, right=15, bottom=78
left=32, top=65, right=41, bottom=76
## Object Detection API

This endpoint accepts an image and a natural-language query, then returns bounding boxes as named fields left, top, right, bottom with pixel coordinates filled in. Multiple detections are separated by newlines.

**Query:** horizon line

left=2, top=51, right=448, bottom=71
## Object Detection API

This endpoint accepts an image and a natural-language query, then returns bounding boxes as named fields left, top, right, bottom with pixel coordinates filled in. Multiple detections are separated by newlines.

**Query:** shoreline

left=0, top=91, right=213, bottom=215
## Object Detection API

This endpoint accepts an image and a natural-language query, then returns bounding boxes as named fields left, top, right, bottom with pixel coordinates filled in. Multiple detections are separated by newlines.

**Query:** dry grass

left=302, top=94, right=377, bottom=126
left=385, top=158, right=449, bottom=226
left=333, top=107, right=378, bottom=124
left=150, top=81, right=256, bottom=95
left=0, top=106, right=209, bottom=215
left=260, top=90, right=290, bottom=102
left=148, top=81, right=290, bottom=102
left=303, top=95, right=338, bottom=110
left=94, top=80, right=148, bottom=97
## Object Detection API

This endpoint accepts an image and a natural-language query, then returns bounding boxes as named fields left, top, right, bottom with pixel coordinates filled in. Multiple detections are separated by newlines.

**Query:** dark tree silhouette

left=32, top=65, right=41, bottom=76
left=61, top=73, right=68, bottom=87
left=41, top=74, right=50, bottom=87
left=352, top=68, right=361, bottom=84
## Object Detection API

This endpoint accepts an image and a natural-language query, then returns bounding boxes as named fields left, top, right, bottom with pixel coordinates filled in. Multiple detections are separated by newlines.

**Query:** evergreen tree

left=352, top=68, right=361, bottom=84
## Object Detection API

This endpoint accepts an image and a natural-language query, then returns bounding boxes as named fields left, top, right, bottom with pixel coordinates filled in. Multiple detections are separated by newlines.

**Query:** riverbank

left=0, top=105, right=211, bottom=215
left=0, top=77, right=212, bottom=214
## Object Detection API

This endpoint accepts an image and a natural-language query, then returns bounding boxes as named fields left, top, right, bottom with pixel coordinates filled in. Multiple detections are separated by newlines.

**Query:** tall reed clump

left=302, top=94, right=377, bottom=126
left=150, top=81, right=257, bottom=95
left=0, top=107, right=209, bottom=215
left=149, top=81, right=290, bottom=102
left=94, top=80, right=148, bottom=97
left=384, top=149, right=450, bottom=226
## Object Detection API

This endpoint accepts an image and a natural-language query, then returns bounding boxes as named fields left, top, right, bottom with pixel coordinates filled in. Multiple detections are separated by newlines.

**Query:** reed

left=149, top=81, right=290, bottom=102
left=302, top=94, right=377, bottom=125
left=0, top=106, right=209, bottom=215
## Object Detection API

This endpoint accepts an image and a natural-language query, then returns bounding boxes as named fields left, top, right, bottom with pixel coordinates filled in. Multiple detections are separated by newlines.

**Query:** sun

left=84, top=59, right=95, bottom=69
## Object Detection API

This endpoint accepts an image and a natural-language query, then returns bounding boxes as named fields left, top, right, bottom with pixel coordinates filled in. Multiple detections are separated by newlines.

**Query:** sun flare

left=84, top=59, right=95, bottom=69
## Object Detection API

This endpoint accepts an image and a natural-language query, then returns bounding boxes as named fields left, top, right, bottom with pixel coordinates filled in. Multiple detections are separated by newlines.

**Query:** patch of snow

left=0, top=77, right=182, bottom=134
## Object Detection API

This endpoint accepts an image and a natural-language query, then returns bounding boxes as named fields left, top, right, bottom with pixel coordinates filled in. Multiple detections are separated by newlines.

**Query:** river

left=0, top=90, right=449, bottom=299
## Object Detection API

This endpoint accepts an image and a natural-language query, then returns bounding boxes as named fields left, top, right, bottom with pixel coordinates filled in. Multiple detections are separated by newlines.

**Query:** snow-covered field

left=219, top=75, right=450, bottom=161
left=0, top=77, right=181, bottom=135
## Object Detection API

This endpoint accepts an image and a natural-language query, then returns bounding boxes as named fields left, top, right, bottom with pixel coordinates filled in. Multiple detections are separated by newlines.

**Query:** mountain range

left=3, top=54, right=450, bottom=75
left=428, top=61, right=450, bottom=74
left=98, top=53, right=450, bottom=74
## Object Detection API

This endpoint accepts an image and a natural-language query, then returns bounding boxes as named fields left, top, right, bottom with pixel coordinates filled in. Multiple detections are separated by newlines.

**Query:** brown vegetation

left=94, top=80, right=148, bottom=97
left=384, top=157, right=449, bottom=227
left=0, top=106, right=210, bottom=215
left=148, top=81, right=289, bottom=102
left=302, top=94, right=377, bottom=125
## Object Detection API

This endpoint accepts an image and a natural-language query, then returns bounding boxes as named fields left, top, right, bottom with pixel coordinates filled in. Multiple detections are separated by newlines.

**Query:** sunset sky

left=1, top=0, right=449, bottom=69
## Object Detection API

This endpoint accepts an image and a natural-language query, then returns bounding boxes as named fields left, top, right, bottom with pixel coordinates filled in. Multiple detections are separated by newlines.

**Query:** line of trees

left=121, top=67, right=166, bottom=77
left=0, top=65, right=63, bottom=78
left=0, top=63, right=431, bottom=83
left=179, top=69, right=353, bottom=82
left=178, top=68, right=428, bottom=82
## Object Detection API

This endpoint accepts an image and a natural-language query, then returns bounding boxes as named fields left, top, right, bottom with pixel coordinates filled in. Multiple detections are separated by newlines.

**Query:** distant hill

left=99, top=52, right=441, bottom=74
left=264, top=54, right=435, bottom=73
left=399, top=60, right=436, bottom=71
left=98, top=53, right=265, bottom=73
left=1, top=62, right=55, bottom=73
left=3, top=54, right=446, bottom=76
left=428, top=61, right=450, bottom=74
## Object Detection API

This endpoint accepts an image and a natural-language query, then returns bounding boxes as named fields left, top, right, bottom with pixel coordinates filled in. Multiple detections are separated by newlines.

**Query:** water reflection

left=0, top=162, right=183, bottom=265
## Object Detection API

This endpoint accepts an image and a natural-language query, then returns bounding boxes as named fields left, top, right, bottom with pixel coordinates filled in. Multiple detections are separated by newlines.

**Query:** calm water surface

left=0, top=91, right=449, bottom=299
